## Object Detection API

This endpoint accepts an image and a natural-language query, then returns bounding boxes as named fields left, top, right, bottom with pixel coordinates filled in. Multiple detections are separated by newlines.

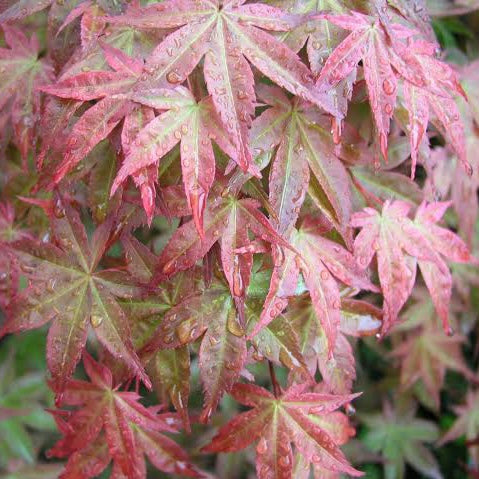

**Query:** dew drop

left=236, top=90, right=247, bottom=100
left=162, top=259, right=177, bottom=275
left=176, top=322, right=192, bottom=344
left=227, top=312, right=244, bottom=337
left=382, top=78, right=395, bottom=95
left=166, top=70, right=183, bottom=84
left=90, top=314, right=103, bottom=328
left=53, top=198, right=65, bottom=218
left=256, top=437, right=268, bottom=454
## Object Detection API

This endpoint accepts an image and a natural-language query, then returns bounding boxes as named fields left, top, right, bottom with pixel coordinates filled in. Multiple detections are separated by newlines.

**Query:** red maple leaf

left=48, top=352, right=201, bottom=479
left=202, top=382, right=362, bottom=478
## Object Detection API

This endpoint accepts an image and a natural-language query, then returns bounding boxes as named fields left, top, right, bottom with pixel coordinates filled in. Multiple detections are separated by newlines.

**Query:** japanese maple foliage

left=0, top=0, right=478, bottom=478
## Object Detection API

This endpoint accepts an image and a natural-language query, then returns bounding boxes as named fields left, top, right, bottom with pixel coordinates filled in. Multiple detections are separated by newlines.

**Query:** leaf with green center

left=392, top=311, right=473, bottom=409
left=155, top=189, right=294, bottom=309
left=48, top=352, right=201, bottom=479
left=361, top=401, right=442, bottom=479
left=251, top=219, right=376, bottom=353
left=1, top=201, right=149, bottom=393
left=255, top=84, right=353, bottom=237
left=120, top=236, right=201, bottom=430
left=143, top=281, right=247, bottom=423
left=105, top=0, right=339, bottom=173
left=202, top=382, right=362, bottom=478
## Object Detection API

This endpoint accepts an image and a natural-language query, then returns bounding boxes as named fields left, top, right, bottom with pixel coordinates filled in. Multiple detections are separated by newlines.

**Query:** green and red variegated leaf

left=203, top=382, right=362, bottom=477
left=2, top=201, right=149, bottom=393
left=49, top=353, right=201, bottom=479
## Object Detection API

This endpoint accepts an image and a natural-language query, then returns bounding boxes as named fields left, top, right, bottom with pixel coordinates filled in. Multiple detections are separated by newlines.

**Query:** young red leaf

left=202, top=382, right=362, bottom=478
left=252, top=220, right=376, bottom=353
left=351, top=200, right=437, bottom=334
left=49, top=352, right=201, bottom=479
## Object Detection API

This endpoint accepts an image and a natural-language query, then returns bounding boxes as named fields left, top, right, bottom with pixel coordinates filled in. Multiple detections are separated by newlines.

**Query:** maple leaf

left=39, top=45, right=144, bottom=183
left=202, top=382, right=362, bottom=478
left=315, top=7, right=406, bottom=160
left=251, top=218, right=377, bottom=354
left=0, top=25, right=53, bottom=161
left=104, top=0, right=339, bottom=172
left=351, top=200, right=470, bottom=334
left=111, top=88, right=233, bottom=234
left=315, top=4, right=463, bottom=165
left=48, top=352, right=201, bottom=479
left=120, top=236, right=202, bottom=429
left=361, top=400, right=442, bottom=479
left=154, top=187, right=294, bottom=322
left=391, top=296, right=474, bottom=410
left=143, top=279, right=247, bottom=423
left=284, top=296, right=382, bottom=395
left=253, top=85, right=354, bottom=236
left=401, top=38, right=470, bottom=177
left=1, top=201, right=150, bottom=393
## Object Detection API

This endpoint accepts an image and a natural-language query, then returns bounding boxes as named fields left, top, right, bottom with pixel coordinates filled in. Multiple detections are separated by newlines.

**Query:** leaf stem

left=268, top=361, right=281, bottom=398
